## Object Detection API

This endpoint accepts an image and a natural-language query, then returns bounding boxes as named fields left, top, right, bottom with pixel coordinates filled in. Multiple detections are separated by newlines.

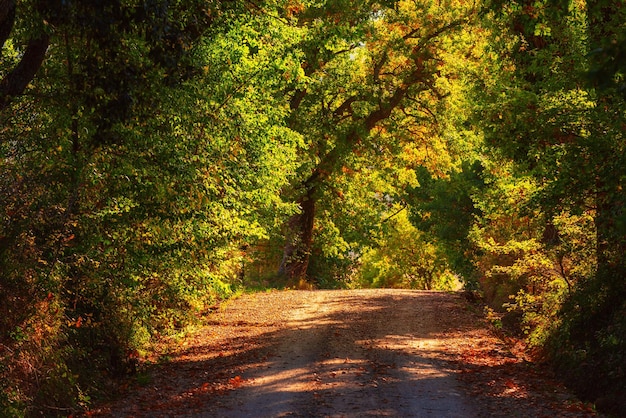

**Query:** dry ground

left=89, top=289, right=598, bottom=417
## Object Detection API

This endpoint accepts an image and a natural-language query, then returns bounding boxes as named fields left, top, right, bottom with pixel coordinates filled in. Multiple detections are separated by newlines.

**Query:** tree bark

left=278, top=181, right=317, bottom=281
left=0, top=0, right=49, bottom=112
left=0, top=35, right=49, bottom=111
left=0, top=0, right=16, bottom=50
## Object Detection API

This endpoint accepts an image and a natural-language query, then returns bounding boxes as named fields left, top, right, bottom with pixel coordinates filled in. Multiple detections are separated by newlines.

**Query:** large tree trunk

left=278, top=183, right=316, bottom=281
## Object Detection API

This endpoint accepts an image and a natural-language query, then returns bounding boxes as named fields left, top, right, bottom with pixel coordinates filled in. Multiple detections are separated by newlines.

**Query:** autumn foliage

left=1, top=0, right=625, bottom=416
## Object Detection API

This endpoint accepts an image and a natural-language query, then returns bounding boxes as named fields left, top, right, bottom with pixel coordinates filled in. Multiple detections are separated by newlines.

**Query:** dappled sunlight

left=93, top=290, right=595, bottom=417
left=361, top=335, right=444, bottom=352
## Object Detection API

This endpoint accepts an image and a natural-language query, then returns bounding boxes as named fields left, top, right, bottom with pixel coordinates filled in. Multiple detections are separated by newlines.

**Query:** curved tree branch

left=0, top=34, right=50, bottom=111
left=0, top=0, right=16, bottom=50
left=1, top=0, right=50, bottom=111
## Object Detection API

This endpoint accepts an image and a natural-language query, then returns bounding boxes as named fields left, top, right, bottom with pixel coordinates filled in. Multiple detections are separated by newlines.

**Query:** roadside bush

left=546, top=277, right=626, bottom=416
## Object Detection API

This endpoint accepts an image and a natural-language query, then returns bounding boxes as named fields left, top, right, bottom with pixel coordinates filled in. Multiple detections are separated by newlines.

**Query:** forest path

left=93, top=290, right=596, bottom=417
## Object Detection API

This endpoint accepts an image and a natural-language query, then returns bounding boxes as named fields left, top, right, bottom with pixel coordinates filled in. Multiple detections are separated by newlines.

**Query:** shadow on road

left=99, top=290, right=594, bottom=418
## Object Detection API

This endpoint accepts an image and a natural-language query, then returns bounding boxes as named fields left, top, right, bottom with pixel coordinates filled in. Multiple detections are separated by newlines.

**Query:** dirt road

left=95, top=290, right=597, bottom=417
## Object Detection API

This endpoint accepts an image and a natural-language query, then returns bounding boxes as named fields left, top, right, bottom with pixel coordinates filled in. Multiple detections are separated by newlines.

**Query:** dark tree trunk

left=0, top=0, right=16, bottom=50
left=0, top=0, right=49, bottom=111
left=279, top=182, right=317, bottom=281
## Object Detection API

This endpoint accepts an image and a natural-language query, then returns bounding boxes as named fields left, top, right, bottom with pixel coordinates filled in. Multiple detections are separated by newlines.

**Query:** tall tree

left=0, top=0, right=49, bottom=110
left=277, top=0, right=475, bottom=281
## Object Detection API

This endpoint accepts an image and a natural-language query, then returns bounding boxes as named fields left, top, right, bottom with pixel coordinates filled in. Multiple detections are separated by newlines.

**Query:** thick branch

left=0, top=34, right=50, bottom=111
left=0, top=0, right=16, bottom=50
left=300, top=18, right=468, bottom=193
left=333, top=96, right=357, bottom=119
left=304, top=69, right=421, bottom=191
left=373, top=50, right=388, bottom=82
left=364, top=65, right=425, bottom=131
left=290, top=89, right=307, bottom=110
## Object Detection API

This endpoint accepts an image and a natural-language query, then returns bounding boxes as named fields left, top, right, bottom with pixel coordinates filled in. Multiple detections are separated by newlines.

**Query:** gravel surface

left=90, top=289, right=598, bottom=417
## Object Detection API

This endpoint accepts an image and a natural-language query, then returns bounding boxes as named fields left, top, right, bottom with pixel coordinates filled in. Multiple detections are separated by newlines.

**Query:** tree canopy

left=1, top=0, right=625, bottom=415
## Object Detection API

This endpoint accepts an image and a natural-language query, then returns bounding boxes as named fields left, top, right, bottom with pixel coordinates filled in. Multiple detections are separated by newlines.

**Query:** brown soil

left=88, top=289, right=598, bottom=417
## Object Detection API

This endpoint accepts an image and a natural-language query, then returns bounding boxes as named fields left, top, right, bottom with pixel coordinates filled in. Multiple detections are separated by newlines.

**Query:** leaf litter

left=86, top=289, right=598, bottom=417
